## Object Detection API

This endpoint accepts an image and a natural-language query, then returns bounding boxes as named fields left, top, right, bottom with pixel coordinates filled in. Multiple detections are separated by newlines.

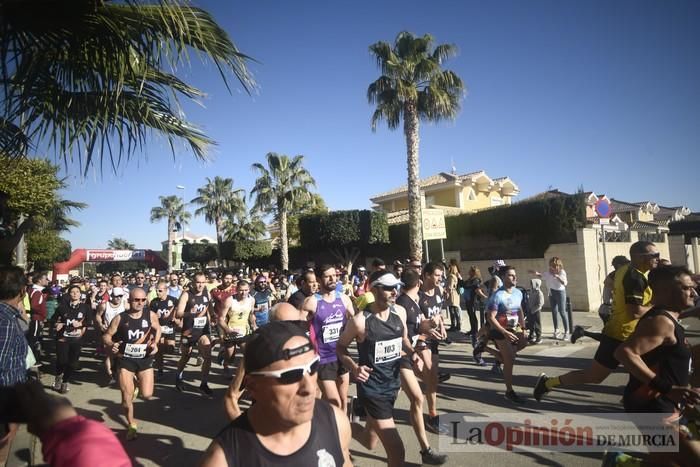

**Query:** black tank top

left=214, top=399, right=344, bottom=467
left=357, top=306, right=404, bottom=398
left=56, top=302, right=89, bottom=339
left=183, top=290, right=210, bottom=331
left=115, top=311, right=154, bottom=358
left=624, top=307, right=691, bottom=413
left=396, top=294, right=420, bottom=344
left=149, top=296, right=178, bottom=327
left=418, top=288, right=443, bottom=319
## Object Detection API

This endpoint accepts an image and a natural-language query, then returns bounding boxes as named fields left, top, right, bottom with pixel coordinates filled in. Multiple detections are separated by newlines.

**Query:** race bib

left=231, top=326, right=246, bottom=336
left=193, top=316, right=207, bottom=329
left=322, top=321, right=343, bottom=343
left=507, top=316, right=519, bottom=328
left=161, top=325, right=174, bottom=335
left=374, top=337, right=402, bottom=364
left=124, top=343, right=147, bottom=359
left=64, top=328, right=81, bottom=338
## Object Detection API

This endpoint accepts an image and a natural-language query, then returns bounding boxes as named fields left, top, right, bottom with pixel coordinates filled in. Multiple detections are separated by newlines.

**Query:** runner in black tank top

left=150, top=280, right=179, bottom=375
left=417, top=262, right=450, bottom=436
left=103, top=287, right=160, bottom=441
left=611, top=267, right=700, bottom=467
left=337, top=271, right=414, bottom=467
left=623, top=307, right=692, bottom=414
left=175, top=272, right=215, bottom=396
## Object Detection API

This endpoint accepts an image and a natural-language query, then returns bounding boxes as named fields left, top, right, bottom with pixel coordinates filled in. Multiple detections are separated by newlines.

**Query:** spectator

left=528, top=278, right=544, bottom=344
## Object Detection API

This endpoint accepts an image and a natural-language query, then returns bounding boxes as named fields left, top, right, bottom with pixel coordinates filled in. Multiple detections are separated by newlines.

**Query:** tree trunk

left=167, top=218, right=174, bottom=272
left=215, top=217, right=223, bottom=267
left=279, top=207, right=289, bottom=271
left=404, top=102, right=423, bottom=262
left=0, top=216, right=33, bottom=266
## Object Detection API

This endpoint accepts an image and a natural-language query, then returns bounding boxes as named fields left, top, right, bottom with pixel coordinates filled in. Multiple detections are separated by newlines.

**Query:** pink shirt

left=41, top=416, right=130, bottom=467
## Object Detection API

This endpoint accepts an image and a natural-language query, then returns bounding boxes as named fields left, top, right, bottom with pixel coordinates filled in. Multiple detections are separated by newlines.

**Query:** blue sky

left=60, top=0, right=700, bottom=250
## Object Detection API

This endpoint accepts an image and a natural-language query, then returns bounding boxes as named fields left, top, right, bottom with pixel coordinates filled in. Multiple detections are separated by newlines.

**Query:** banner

left=86, top=250, right=146, bottom=262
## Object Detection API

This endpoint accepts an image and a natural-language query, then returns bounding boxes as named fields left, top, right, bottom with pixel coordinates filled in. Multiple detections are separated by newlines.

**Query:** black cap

left=245, top=321, right=312, bottom=372
left=612, top=255, right=630, bottom=268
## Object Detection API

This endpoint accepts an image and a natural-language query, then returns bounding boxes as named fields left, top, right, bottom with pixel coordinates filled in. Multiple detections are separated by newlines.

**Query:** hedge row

left=298, top=210, right=389, bottom=247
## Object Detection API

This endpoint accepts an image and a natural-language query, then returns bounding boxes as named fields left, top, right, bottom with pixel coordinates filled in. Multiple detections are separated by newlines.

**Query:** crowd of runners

left=1, top=239, right=700, bottom=466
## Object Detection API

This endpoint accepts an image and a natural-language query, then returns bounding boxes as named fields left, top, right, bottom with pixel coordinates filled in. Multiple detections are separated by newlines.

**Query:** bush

left=182, top=243, right=218, bottom=268
left=299, top=210, right=389, bottom=248
left=220, top=240, right=272, bottom=262
left=388, top=193, right=586, bottom=259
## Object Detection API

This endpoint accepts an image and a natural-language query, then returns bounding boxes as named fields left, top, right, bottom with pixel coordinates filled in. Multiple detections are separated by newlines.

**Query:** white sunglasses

left=249, top=355, right=320, bottom=384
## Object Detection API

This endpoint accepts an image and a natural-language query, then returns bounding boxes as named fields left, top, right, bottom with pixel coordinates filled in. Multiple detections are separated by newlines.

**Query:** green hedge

left=182, top=243, right=218, bottom=267
left=220, top=240, right=272, bottom=262
left=299, top=210, right=389, bottom=248
left=389, top=193, right=586, bottom=259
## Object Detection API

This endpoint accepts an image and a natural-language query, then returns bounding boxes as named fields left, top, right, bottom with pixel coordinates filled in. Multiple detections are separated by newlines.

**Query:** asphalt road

left=6, top=310, right=699, bottom=467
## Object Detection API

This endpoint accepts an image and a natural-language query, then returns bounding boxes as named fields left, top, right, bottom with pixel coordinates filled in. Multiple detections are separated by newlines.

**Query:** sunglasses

left=640, top=252, right=661, bottom=259
left=380, top=284, right=400, bottom=292
left=249, top=356, right=320, bottom=384
left=131, top=298, right=147, bottom=303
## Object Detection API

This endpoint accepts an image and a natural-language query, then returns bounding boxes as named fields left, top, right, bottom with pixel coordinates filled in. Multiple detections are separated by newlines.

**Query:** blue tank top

left=311, top=291, right=347, bottom=364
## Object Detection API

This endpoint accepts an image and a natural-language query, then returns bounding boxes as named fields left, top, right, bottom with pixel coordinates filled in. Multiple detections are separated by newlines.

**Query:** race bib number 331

left=322, top=322, right=343, bottom=343
left=374, top=337, right=402, bottom=364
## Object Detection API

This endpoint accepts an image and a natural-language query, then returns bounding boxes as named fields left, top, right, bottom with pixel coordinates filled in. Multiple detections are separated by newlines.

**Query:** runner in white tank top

left=95, top=287, right=129, bottom=382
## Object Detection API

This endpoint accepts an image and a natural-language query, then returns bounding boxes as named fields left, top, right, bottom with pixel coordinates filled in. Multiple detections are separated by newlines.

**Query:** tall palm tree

left=190, top=176, right=245, bottom=263
left=150, top=195, right=191, bottom=271
left=368, top=31, right=464, bottom=261
left=0, top=0, right=256, bottom=174
left=108, top=237, right=135, bottom=250
left=251, top=152, right=316, bottom=270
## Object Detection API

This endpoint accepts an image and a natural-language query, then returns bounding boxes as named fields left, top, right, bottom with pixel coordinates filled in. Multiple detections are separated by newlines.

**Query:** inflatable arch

left=52, top=249, right=168, bottom=281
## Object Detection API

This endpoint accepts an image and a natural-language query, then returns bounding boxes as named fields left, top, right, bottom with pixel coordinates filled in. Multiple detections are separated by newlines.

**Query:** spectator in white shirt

left=529, top=257, right=569, bottom=340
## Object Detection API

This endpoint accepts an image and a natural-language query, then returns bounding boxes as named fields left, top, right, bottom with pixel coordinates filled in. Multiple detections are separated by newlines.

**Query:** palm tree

left=251, top=152, right=316, bottom=270
left=0, top=0, right=256, bottom=174
left=108, top=238, right=135, bottom=250
left=368, top=31, right=464, bottom=261
left=150, top=194, right=191, bottom=271
left=190, top=176, right=245, bottom=263
left=223, top=210, right=266, bottom=243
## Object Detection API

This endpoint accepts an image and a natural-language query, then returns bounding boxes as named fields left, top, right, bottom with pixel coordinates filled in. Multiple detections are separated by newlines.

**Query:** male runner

left=303, top=265, right=354, bottom=412
left=534, top=241, right=659, bottom=401
left=606, top=266, right=700, bottom=467
left=395, top=268, right=448, bottom=465
left=103, top=288, right=160, bottom=440
left=201, top=321, right=352, bottom=466
left=149, top=280, right=179, bottom=375
left=27, top=271, right=49, bottom=362
left=175, top=272, right=214, bottom=395
left=211, top=272, right=236, bottom=313
left=218, top=280, right=254, bottom=377
left=95, top=287, right=128, bottom=382
left=288, top=269, right=317, bottom=310
left=485, top=265, right=528, bottom=404
left=417, top=262, right=449, bottom=435
left=251, top=275, right=273, bottom=329
left=134, top=272, right=149, bottom=295
left=167, top=273, right=183, bottom=299
left=337, top=271, right=419, bottom=467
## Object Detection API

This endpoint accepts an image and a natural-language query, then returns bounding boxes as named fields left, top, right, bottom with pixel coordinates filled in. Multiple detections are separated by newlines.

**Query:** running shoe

left=426, top=416, right=450, bottom=435
left=126, top=424, right=138, bottom=441
left=491, top=363, right=503, bottom=376
left=438, top=372, right=451, bottom=383
left=553, top=331, right=561, bottom=340
left=421, top=447, right=448, bottom=465
left=601, top=451, right=639, bottom=467
left=533, top=373, right=550, bottom=402
left=535, top=337, right=543, bottom=344
left=59, top=382, right=69, bottom=394
left=132, top=387, right=139, bottom=401
left=474, top=355, right=487, bottom=366
left=175, top=375, right=185, bottom=392
left=571, top=325, right=585, bottom=344
left=504, top=390, right=526, bottom=404
left=563, top=332, right=571, bottom=341
left=53, top=375, right=62, bottom=392
left=199, top=382, right=213, bottom=397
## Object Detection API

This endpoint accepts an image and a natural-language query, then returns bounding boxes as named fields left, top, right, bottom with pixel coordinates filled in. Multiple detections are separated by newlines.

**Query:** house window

left=491, top=196, right=503, bottom=206
left=467, top=189, right=476, bottom=201
left=425, top=195, right=435, bottom=207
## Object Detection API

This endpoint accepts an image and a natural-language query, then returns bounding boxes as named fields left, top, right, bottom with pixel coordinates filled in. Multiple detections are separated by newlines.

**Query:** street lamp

left=176, top=185, right=186, bottom=270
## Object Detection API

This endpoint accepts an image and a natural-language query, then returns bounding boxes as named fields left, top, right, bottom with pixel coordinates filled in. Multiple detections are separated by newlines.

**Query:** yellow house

left=370, top=170, right=519, bottom=223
